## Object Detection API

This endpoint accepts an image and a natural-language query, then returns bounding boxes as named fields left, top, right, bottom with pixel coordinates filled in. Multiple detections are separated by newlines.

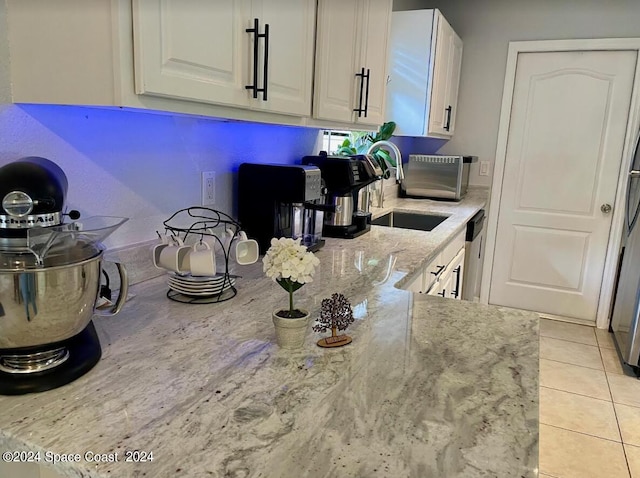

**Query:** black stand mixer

left=0, top=157, right=128, bottom=395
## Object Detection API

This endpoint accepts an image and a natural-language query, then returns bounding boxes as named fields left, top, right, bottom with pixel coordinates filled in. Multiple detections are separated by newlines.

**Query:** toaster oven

left=400, top=155, right=478, bottom=201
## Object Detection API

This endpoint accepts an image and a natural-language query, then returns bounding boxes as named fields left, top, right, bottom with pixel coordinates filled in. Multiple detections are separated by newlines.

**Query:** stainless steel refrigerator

left=611, top=132, right=640, bottom=373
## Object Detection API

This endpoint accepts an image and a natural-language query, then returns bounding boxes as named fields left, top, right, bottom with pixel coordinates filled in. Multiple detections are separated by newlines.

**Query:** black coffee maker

left=302, top=152, right=383, bottom=239
left=238, top=163, right=326, bottom=254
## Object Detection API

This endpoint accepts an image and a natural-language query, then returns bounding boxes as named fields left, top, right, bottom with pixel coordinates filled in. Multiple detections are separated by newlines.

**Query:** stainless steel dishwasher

left=463, top=210, right=485, bottom=301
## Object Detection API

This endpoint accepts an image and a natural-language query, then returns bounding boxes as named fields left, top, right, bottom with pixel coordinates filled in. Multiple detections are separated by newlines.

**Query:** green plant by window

left=336, top=121, right=397, bottom=179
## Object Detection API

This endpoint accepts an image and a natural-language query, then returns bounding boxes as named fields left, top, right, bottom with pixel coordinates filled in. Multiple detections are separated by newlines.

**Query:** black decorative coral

left=313, top=293, right=354, bottom=348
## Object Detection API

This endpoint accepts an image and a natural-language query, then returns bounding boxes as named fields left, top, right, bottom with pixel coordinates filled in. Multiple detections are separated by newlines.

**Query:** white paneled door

left=490, top=50, right=637, bottom=322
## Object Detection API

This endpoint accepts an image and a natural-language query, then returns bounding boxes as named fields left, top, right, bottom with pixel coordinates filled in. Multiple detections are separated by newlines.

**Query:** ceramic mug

left=153, top=234, right=183, bottom=270
left=188, top=241, right=217, bottom=277
left=234, top=231, right=259, bottom=265
left=152, top=235, right=171, bottom=270
left=157, top=236, right=191, bottom=273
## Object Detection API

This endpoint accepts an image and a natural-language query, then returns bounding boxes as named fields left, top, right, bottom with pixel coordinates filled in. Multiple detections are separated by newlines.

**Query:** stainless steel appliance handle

left=94, top=262, right=129, bottom=317
left=630, top=170, right=640, bottom=178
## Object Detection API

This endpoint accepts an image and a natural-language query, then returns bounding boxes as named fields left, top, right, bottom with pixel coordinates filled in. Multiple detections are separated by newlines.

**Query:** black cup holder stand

left=160, top=207, right=243, bottom=304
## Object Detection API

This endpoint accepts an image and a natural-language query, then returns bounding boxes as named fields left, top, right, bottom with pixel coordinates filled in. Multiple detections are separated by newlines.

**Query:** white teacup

left=203, top=228, right=228, bottom=256
left=234, top=231, right=259, bottom=265
left=152, top=235, right=171, bottom=270
left=157, top=237, right=191, bottom=274
left=188, top=241, right=217, bottom=277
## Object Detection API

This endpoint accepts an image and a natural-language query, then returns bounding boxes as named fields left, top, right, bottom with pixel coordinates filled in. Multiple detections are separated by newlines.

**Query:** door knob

left=601, top=204, right=612, bottom=213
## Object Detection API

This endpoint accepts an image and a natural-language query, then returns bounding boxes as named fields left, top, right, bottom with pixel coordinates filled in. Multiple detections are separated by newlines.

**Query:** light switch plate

left=479, top=161, right=490, bottom=176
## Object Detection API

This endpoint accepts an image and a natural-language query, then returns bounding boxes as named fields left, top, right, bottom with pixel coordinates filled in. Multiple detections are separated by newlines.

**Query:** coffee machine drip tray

left=0, top=321, right=101, bottom=395
left=323, top=212, right=371, bottom=239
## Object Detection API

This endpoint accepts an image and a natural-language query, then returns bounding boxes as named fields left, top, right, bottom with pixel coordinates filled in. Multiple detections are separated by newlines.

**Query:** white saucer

left=168, top=278, right=235, bottom=296
left=169, top=272, right=226, bottom=284
left=168, top=277, right=235, bottom=291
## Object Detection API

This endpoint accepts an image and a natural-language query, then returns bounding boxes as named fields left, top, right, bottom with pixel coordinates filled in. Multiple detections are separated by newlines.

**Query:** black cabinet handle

left=451, top=265, right=461, bottom=298
left=438, top=289, right=446, bottom=297
left=353, top=67, right=366, bottom=117
left=430, top=265, right=446, bottom=276
left=444, top=105, right=452, bottom=131
left=245, top=18, right=269, bottom=101
left=260, top=23, right=269, bottom=101
left=245, top=18, right=260, bottom=99
left=363, top=68, right=370, bottom=118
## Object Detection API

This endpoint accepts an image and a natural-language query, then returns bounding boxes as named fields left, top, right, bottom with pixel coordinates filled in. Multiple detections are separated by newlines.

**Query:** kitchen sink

left=371, top=211, right=449, bottom=231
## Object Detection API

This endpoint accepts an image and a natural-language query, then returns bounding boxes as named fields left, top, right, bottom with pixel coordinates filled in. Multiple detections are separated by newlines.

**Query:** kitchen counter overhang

left=0, top=189, right=539, bottom=478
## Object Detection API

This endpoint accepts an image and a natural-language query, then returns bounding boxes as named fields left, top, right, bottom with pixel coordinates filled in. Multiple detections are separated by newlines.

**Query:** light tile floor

left=539, top=318, right=640, bottom=478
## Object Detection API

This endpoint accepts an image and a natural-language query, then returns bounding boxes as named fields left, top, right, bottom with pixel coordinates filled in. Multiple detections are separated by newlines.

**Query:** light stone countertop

left=0, top=188, right=539, bottom=478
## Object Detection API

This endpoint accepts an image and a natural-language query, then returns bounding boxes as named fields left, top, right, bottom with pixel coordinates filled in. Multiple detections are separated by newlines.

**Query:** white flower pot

left=272, top=309, right=310, bottom=349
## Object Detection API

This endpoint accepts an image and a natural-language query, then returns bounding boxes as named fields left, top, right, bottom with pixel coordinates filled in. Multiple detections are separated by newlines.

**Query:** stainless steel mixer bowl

left=0, top=247, right=128, bottom=349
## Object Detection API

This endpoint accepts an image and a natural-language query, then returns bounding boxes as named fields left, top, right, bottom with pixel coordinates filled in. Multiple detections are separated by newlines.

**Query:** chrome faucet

left=366, top=140, right=404, bottom=183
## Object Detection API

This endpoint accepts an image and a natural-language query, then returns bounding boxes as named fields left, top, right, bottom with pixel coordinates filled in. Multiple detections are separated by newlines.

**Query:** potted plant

left=262, top=237, right=320, bottom=348
left=336, top=121, right=397, bottom=178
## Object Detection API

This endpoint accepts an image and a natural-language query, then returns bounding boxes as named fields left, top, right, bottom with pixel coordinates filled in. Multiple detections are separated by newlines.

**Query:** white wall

left=0, top=105, right=321, bottom=248
left=392, top=0, right=640, bottom=186
left=0, top=0, right=10, bottom=104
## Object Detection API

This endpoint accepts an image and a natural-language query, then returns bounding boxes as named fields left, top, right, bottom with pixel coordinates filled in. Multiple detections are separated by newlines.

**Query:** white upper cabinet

left=314, top=0, right=393, bottom=127
left=132, top=0, right=251, bottom=109
left=385, top=9, right=463, bottom=138
left=249, top=0, right=316, bottom=116
left=132, top=0, right=315, bottom=117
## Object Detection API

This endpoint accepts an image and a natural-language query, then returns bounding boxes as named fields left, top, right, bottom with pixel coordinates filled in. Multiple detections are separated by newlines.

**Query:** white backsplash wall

left=0, top=104, right=321, bottom=248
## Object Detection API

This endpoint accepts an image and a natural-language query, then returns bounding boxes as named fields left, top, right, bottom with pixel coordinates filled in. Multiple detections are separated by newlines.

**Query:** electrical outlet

left=479, top=161, right=490, bottom=176
left=201, top=171, right=215, bottom=206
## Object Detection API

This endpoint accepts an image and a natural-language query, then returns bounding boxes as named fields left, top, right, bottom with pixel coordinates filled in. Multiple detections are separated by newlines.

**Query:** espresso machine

left=238, top=163, right=326, bottom=254
left=302, top=152, right=383, bottom=238
left=0, top=157, right=128, bottom=395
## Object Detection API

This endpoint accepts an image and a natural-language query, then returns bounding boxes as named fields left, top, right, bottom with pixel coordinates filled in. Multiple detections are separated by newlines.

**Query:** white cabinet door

left=427, top=12, right=463, bottom=136
left=314, top=0, right=392, bottom=125
left=428, top=272, right=451, bottom=298
left=448, top=248, right=465, bottom=300
left=133, top=0, right=314, bottom=116
left=133, top=0, right=252, bottom=108
left=446, top=30, right=463, bottom=135
left=313, top=0, right=359, bottom=123
left=427, top=278, right=442, bottom=296
left=249, top=0, right=315, bottom=116
left=386, top=9, right=462, bottom=138
left=427, top=11, right=452, bottom=135
left=355, top=0, right=392, bottom=127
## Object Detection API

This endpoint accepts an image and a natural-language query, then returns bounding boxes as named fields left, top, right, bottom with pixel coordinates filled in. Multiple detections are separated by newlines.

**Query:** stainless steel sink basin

left=371, top=211, right=449, bottom=231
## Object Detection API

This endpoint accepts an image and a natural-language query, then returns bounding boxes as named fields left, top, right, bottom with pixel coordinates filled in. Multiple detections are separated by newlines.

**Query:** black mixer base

left=0, top=322, right=102, bottom=396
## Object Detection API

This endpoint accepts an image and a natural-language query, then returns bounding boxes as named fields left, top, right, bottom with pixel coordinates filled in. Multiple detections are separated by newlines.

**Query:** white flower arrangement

left=263, top=237, right=320, bottom=317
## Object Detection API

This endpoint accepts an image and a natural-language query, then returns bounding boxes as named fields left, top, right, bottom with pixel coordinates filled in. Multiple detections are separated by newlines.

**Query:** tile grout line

left=599, top=345, right=633, bottom=478
left=541, top=356, right=605, bottom=373
left=540, top=422, right=622, bottom=445
left=540, top=384, right=614, bottom=403
left=539, top=333, right=599, bottom=348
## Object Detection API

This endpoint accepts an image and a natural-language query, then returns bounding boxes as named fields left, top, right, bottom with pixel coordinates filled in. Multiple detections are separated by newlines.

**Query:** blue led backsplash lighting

left=0, top=104, right=321, bottom=246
